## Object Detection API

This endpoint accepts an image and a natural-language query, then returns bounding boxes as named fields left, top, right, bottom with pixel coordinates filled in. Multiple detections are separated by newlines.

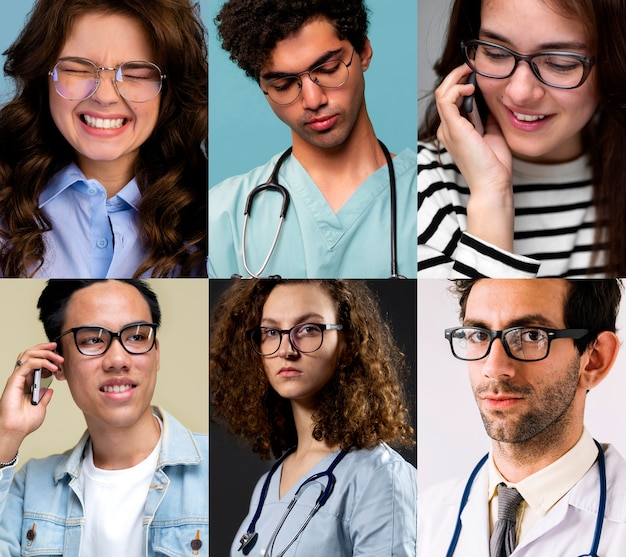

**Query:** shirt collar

left=488, top=429, right=599, bottom=516
left=39, top=162, right=140, bottom=211
left=53, top=406, right=203, bottom=483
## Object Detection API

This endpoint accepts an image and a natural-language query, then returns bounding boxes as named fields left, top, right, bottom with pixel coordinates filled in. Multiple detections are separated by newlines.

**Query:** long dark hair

left=0, top=0, right=208, bottom=277
left=419, top=0, right=626, bottom=275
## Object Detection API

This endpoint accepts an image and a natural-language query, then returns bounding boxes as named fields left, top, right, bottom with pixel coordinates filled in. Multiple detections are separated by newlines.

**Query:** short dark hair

left=37, top=280, right=162, bottom=350
left=215, top=0, right=369, bottom=81
left=451, top=279, right=622, bottom=354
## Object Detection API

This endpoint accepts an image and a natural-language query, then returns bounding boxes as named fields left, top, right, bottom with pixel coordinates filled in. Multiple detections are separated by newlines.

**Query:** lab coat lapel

left=457, top=465, right=491, bottom=555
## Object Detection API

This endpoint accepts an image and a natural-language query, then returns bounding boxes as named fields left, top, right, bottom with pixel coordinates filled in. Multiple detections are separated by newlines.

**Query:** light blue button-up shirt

left=24, top=163, right=148, bottom=277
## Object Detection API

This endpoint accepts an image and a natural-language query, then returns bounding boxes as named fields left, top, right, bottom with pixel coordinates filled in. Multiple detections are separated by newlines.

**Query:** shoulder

left=418, top=141, right=464, bottom=194
left=210, top=153, right=287, bottom=197
left=339, top=444, right=416, bottom=488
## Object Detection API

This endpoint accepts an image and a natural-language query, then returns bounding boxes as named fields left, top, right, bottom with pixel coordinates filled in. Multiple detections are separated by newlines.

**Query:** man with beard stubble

left=419, top=279, right=626, bottom=556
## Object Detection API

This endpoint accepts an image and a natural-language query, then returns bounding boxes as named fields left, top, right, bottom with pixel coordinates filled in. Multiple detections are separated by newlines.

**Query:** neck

left=86, top=408, right=161, bottom=470
left=76, top=155, right=136, bottom=198
left=291, top=106, right=389, bottom=212
left=291, top=400, right=336, bottom=455
left=491, top=423, right=584, bottom=483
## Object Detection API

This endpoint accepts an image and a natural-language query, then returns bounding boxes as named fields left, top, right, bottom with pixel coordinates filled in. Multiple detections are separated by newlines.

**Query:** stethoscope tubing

left=241, top=140, right=401, bottom=278
left=445, top=440, right=606, bottom=557
left=239, top=448, right=348, bottom=556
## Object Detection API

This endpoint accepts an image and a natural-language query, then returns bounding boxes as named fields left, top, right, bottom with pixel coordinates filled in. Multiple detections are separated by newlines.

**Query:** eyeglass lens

left=265, top=59, right=350, bottom=104
left=450, top=327, right=550, bottom=361
left=466, top=43, right=587, bottom=88
left=51, top=58, right=163, bottom=102
left=74, top=324, right=156, bottom=356
left=251, top=323, right=326, bottom=355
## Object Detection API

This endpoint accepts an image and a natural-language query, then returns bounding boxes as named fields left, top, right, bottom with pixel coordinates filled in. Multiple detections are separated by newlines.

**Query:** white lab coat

left=419, top=444, right=626, bottom=556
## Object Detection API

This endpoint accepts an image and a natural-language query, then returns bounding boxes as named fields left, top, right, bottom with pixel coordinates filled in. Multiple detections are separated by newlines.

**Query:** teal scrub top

left=209, top=148, right=417, bottom=278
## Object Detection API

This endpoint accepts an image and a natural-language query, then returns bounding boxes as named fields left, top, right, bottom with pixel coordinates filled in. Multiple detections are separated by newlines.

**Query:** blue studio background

left=208, top=0, right=417, bottom=187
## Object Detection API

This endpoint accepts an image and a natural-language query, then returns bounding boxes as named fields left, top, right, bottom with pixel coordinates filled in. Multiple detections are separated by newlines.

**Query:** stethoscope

left=241, top=139, right=403, bottom=278
left=238, top=447, right=348, bottom=557
left=445, top=440, right=607, bottom=557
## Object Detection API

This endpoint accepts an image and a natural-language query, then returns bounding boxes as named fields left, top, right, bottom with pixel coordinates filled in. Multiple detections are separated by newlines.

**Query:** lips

left=304, top=114, right=339, bottom=132
left=512, top=111, right=547, bottom=122
left=99, top=380, right=137, bottom=393
left=278, top=367, right=302, bottom=377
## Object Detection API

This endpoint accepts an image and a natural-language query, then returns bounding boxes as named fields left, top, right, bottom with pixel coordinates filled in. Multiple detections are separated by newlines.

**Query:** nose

left=102, top=337, right=132, bottom=370
left=90, top=69, right=121, bottom=104
left=299, top=74, right=327, bottom=110
left=276, top=332, right=299, bottom=358
left=479, top=337, right=516, bottom=380
left=504, top=61, right=546, bottom=105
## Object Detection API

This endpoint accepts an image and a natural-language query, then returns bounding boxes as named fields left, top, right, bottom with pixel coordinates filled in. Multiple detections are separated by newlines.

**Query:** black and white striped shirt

left=418, top=141, right=607, bottom=277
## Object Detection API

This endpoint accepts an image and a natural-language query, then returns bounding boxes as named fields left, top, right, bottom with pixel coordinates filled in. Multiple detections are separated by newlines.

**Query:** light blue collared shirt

left=30, top=163, right=147, bottom=277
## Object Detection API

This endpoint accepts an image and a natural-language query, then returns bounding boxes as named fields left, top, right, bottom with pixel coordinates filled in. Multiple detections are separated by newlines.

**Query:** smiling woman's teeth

left=513, top=112, right=547, bottom=122
left=83, top=114, right=125, bottom=129
left=102, top=385, right=132, bottom=393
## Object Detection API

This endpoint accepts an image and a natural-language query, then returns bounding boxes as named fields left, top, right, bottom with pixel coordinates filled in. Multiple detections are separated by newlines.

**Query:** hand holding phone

left=31, top=368, right=53, bottom=406
left=463, top=73, right=485, bottom=137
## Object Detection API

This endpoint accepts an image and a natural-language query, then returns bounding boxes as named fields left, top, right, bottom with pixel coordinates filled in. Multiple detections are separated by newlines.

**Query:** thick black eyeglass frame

left=261, top=48, right=355, bottom=105
left=54, top=322, right=158, bottom=356
left=461, top=39, right=595, bottom=89
left=444, top=326, right=589, bottom=362
left=249, top=323, right=344, bottom=356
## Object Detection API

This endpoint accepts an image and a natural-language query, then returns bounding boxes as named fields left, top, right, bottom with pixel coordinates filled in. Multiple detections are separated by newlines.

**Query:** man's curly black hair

left=216, top=0, right=369, bottom=81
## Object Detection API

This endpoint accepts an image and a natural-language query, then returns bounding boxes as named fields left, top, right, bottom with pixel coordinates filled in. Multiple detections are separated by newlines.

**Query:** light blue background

left=208, top=0, right=417, bottom=187
left=0, top=5, right=33, bottom=105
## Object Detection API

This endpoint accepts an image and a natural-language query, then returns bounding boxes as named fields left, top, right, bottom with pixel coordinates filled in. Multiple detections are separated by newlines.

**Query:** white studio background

left=418, top=279, right=626, bottom=489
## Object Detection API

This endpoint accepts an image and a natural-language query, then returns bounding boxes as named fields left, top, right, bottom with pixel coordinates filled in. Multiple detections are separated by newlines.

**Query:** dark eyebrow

left=479, top=29, right=588, bottom=52
left=261, top=48, right=344, bottom=81
left=463, top=313, right=561, bottom=330
left=261, top=312, right=327, bottom=326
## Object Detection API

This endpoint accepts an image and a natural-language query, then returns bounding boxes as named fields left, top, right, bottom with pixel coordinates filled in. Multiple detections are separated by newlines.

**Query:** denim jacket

left=0, top=407, right=207, bottom=557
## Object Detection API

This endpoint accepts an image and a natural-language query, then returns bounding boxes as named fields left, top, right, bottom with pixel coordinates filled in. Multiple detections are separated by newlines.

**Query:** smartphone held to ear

left=31, top=368, right=53, bottom=405
left=463, top=73, right=485, bottom=136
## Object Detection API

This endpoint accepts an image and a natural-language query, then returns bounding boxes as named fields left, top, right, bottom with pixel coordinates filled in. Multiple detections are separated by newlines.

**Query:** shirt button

left=87, top=187, right=98, bottom=196
left=96, top=238, right=108, bottom=249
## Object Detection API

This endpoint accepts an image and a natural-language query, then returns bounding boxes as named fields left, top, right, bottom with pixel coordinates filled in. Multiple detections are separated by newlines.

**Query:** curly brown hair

left=0, top=0, right=207, bottom=277
left=210, top=279, right=415, bottom=460
left=215, top=0, right=369, bottom=81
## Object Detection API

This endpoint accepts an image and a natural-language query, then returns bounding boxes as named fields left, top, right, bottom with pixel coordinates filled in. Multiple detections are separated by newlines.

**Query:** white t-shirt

left=78, top=424, right=162, bottom=557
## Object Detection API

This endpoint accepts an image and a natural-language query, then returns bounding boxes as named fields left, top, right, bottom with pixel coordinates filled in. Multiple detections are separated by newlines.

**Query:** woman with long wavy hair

left=210, top=279, right=416, bottom=556
left=0, top=0, right=207, bottom=277
left=418, top=0, right=626, bottom=278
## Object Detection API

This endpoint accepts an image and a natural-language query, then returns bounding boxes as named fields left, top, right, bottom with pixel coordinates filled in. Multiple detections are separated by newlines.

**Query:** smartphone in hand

left=463, top=73, right=485, bottom=136
left=31, top=368, right=53, bottom=405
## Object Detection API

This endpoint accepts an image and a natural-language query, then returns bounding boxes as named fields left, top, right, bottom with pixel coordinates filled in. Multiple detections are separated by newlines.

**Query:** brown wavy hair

left=210, top=279, right=415, bottom=460
left=419, top=0, right=626, bottom=275
left=0, top=0, right=207, bottom=277
left=215, top=0, right=369, bottom=81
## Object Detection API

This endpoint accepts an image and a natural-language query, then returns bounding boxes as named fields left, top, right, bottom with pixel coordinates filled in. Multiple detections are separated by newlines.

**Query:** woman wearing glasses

left=210, top=279, right=416, bottom=556
left=0, top=0, right=207, bottom=277
left=418, top=0, right=626, bottom=277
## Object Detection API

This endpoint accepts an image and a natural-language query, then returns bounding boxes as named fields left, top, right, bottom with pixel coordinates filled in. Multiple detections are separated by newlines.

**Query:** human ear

left=358, top=38, right=373, bottom=71
left=579, top=331, right=619, bottom=390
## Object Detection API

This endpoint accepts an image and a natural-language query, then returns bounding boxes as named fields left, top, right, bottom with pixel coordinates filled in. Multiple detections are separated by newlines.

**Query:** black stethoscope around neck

left=238, top=447, right=348, bottom=557
left=240, top=139, right=404, bottom=279
left=446, top=439, right=607, bottom=557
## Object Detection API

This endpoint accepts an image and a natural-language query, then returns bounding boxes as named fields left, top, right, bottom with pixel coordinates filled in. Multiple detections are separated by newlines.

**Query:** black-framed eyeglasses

left=461, top=40, right=595, bottom=89
left=444, top=326, right=589, bottom=362
left=55, top=323, right=158, bottom=356
left=249, top=323, right=344, bottom=356
left=49, top=57, right=166, bottom=103
left=261, top=49, right=355, bottom=105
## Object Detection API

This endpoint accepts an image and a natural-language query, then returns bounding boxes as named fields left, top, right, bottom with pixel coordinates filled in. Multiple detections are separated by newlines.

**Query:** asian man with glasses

left=0, top=279, right=207, bottom=556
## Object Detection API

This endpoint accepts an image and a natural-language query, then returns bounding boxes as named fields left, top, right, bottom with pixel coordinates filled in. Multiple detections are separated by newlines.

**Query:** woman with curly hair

left=0, top=0, right=207, bottom=277
left=210, top=279, right=417, bottom=556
